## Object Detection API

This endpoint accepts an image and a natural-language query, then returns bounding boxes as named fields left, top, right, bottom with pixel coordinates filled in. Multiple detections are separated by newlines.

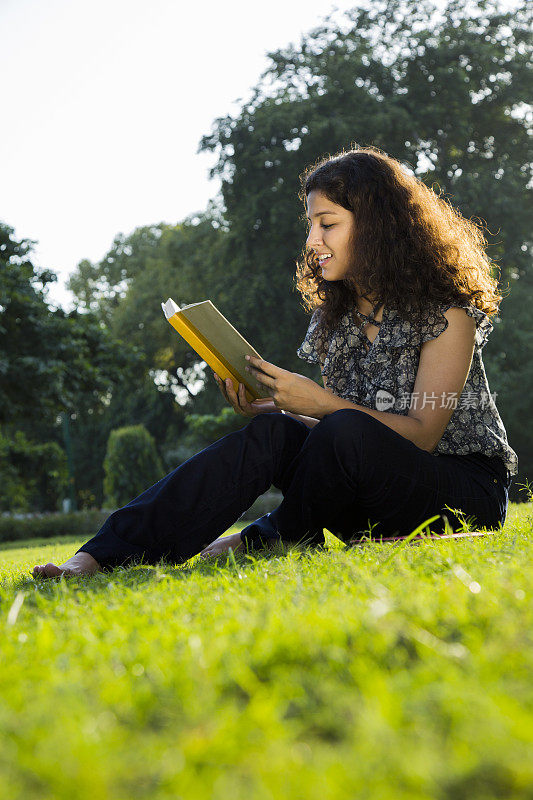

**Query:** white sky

left=1, top=0, right=521, bottom=310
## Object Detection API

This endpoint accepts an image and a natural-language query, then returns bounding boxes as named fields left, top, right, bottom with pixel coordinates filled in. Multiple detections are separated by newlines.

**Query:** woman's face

left=305, top=190, right=355, bottom=281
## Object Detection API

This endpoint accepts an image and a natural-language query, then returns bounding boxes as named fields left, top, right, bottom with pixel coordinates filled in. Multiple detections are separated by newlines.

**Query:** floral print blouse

left=296, top=301, right=518, bottom=477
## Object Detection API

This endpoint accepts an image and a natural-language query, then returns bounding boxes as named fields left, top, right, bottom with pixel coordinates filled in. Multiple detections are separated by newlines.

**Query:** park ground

left=0, top=499, right=532, bottom=800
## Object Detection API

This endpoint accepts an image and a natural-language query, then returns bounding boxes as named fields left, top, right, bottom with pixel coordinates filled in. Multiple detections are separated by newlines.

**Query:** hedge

left=0, top=490, right=284, bottom=545
left=0, top=509, right=111, bottom=545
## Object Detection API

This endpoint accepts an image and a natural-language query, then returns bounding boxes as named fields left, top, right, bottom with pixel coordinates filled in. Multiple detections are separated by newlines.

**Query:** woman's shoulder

left=386, top=299, right=494, bottom=350
left=435, top=301, right=494, bottom=350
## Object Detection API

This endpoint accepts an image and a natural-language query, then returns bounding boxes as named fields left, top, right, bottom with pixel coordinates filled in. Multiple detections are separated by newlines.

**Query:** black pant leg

left=76, top=413, right=310, bottom=569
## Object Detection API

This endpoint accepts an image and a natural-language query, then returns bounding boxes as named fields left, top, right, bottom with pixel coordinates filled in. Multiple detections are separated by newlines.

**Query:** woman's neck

left=356, top=293, right=380, bottom=316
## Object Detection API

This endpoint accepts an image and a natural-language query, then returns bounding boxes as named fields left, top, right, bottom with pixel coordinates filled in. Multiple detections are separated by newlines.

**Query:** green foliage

left=0, top=222, right=64, bottom=424
left=0, top=222, right=148, bottom=510
left=0, top=430, right=67, bottom=513
left=184, top=407, right=247, bottom=446
left=158, top=406, right=249, bottom=470
left=103, top=425, right=164, bottom=508
left=67, top=212, right=229, bottom=401
left=0, top=223, right=141, bottom=427
left=484, top=270, right=533, bottom=498
left=200, top=0, right=530, bottom=317
left=70, top=374, right=186, bottom=509
left=1, top=500, right=532, bottom=798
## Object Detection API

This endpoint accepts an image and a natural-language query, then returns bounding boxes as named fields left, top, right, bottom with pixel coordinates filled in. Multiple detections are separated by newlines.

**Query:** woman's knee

left=310, top=409, right=405, bottom=482
left=247, top=411, right=302, bottom=433
left=310, top=409, right=380, bottom=449
left=246, top=411, right=310, bottom=451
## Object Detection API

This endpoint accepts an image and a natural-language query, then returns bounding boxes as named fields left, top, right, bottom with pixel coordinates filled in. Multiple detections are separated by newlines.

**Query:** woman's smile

left=306, top=190, right=356, bottom=281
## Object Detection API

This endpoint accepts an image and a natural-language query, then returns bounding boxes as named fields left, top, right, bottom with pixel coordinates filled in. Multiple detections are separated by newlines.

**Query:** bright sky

left=1, top=0, right=520, bottom=310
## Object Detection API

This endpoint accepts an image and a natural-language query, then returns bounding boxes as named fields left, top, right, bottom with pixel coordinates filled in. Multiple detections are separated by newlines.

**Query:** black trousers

left=76, top=410, right=512, bottom=570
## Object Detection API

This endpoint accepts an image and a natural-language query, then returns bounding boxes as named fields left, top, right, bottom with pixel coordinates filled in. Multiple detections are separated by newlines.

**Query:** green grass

left=1, top=499, right=532, bottom=800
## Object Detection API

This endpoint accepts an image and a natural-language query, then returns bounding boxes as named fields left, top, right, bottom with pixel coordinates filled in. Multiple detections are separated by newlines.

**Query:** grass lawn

left=1, top=499, right=532, bottom=800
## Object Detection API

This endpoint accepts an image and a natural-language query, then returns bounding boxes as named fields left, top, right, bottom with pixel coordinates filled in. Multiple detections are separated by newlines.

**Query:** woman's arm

left=314, top=308, right=476, bottom=451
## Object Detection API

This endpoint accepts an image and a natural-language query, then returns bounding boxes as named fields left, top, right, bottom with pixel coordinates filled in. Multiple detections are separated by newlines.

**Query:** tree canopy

left=0, top=223, right=141, bottom=427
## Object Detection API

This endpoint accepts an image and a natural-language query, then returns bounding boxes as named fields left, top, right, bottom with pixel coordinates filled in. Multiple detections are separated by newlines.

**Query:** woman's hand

left=213, top=372, right=281, bottom=418
left=199, top=531, right=277, bottom=558
left=244, top=356, right=327, bottom=417
left=199, top=532, right=244, bottom=558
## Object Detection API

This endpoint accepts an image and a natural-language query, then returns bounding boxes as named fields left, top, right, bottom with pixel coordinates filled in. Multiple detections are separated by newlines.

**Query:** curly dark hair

left=294, top=145, right=506, bottom=337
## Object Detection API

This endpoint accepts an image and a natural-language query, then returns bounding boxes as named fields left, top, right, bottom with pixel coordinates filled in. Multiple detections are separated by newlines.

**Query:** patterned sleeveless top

left=296, top=301, right=518, bottom=478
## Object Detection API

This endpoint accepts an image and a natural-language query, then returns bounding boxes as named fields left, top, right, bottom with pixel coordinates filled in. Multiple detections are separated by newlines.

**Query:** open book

left=161, top=298, right=273, bottom=403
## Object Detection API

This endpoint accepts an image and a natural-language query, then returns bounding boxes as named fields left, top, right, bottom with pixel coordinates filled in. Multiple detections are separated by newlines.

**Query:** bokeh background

left=1, top=0, right=531, bottom=518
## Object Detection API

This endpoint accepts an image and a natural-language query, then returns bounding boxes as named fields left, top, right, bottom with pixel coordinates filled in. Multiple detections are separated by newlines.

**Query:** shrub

left=0, top=430, right=68, bottom=513
left=184, top=407, right=246, bottom=442
left=103, top=425, right=164, bottom=508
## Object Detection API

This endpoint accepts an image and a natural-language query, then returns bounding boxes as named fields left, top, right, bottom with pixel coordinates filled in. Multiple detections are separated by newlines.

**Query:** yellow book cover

left=161, top=298, right=273, bottom=404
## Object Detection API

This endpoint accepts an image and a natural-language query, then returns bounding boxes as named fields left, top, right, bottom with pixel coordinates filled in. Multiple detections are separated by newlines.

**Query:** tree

left=0, top=223, right=145, bottom=509
left=483, top=270, right=533, bottom=499
left=67, top=204, right=230, bottom=405
left=0, top=223, right=142, bottom=428
left=198, top=0, right=532, bottom=498
left=199, top=0, right=530, bottom=343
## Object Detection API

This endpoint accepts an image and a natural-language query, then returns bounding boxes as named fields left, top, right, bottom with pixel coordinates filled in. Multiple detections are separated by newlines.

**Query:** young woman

left=33, top=146, right=517, bottom=578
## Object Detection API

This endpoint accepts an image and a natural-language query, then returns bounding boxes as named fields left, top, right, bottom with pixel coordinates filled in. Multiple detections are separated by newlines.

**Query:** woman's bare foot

left=32, top=551, right=101, bottom=579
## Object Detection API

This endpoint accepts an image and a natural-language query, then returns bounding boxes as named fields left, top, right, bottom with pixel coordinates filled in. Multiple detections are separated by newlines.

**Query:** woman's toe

left=33, top=563, right=65, bottom=578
